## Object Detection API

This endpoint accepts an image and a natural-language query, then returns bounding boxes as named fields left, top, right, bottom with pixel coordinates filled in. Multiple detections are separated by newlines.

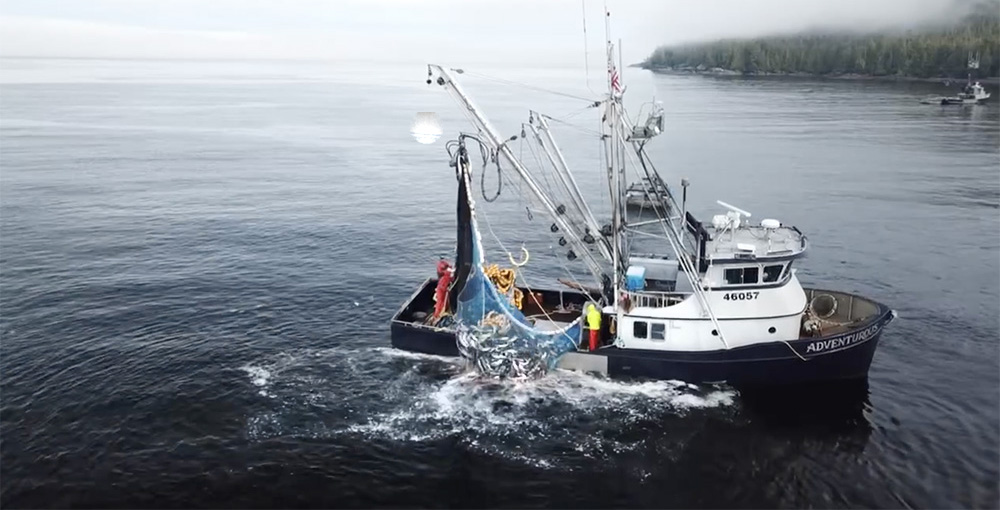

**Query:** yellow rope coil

left=484, top=264, right=523, bottom=310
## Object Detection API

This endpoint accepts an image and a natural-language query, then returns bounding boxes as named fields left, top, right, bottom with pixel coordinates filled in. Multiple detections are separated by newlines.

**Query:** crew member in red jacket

left=432, top=259, right=453, bottom=321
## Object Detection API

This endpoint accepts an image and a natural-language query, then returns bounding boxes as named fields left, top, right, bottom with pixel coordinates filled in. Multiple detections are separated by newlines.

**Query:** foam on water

left=240, top=346, right=735, bottom=468
left=241, top=365, right=272, bottom=397
left=370, top=346, right=462, bottom=364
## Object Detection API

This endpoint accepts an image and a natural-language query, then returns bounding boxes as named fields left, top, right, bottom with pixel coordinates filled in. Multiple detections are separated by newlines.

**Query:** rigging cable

left=478, top=200, right=597, bottom=325
left=549, top=242, right=601, bottom=304
left=523, top=135, right=592, bottom=240
left=480, top=144, right=502, bottom=203
left=619, top=128, right=729, bottom=348
left=462, top=70, right=598, bottom=104
left=523, top=130, right=573, bottom=215
left=538, top=111, right=604, bottom=137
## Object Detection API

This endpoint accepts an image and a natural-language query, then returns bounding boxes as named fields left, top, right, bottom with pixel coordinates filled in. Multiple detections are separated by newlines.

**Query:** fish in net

left=453, top=171, right=583, bottom=379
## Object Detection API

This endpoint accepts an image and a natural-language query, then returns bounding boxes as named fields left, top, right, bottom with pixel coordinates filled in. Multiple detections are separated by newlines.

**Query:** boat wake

left=240, top=346, right=735, bottom=468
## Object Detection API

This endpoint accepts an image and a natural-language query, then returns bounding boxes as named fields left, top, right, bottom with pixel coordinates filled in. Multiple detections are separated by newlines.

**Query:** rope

left=477, top=200, right=581, bottom=330
left=550, top=243, right=595, bottom=303
left=524, top=133, right=566, bottom=205
left=484, top=264, right=523, bottom=309
left=479, top=143, right=502, bottom=203
left=540, top=112, right=604, bottom=137
left=484, top=264, right=516, bottom=293
left=514, top=266, right=568, bottom=333
left=782, top=340, right=809, bottom=362
left=462, top=70, right=598, bottom=103
left=522, top=134, right=588, bottom=238
left=481, top=160, right=502, bottom=202
left=616, top=124, right=730, bottom=348
left=476, top=201, right=527, bottom=311
left=816, top=316, right=857, bottom=327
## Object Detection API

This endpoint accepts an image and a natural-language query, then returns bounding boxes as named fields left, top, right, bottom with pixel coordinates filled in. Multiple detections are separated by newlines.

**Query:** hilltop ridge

left=642, top=1, right=1000, bottom=79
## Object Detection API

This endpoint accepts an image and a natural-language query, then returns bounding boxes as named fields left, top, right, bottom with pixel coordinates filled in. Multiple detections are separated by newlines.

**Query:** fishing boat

left=390, top=17, right=895, bottom=386
left=939, top=81, right=991, bottom=105
left=925, top=54, right=992, bottom=106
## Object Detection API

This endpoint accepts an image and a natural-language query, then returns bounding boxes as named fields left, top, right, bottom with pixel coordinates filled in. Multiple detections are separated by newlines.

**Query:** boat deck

left=800, top=288, right=881, bottom=337
left=392, top=277, right=595, bottom=331
left=392, top=279, right=882, bottom=343
left=389, top=278, right=894, bottom=385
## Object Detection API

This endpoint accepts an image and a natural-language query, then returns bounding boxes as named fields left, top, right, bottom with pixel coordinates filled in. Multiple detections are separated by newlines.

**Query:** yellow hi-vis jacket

left=586, top=304, right=601, bottom=330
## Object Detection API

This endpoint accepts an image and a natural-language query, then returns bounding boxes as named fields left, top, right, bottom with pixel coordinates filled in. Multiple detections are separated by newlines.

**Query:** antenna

left=581, top=0, right=597, bottom=96
left=619, top=37, right=624, bottom=95
left=717, top=200, right=752, bottom=218
left=604, top=1, right=612, bottom=95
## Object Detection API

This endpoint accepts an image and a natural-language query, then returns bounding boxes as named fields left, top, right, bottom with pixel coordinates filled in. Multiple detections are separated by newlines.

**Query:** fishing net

left=454, top=172, right=583, bottom=379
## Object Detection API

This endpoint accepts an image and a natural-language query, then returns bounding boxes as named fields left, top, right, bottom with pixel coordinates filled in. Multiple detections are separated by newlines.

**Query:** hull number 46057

left=723, top=291, right=759, bottom=301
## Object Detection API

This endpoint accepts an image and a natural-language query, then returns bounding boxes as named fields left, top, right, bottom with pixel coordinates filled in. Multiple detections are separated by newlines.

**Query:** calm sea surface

left=1, top=58, right=998, bottom=508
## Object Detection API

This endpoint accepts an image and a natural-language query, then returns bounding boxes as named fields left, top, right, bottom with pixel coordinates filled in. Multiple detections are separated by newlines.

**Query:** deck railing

left=627, top=290, right=689, bottom=309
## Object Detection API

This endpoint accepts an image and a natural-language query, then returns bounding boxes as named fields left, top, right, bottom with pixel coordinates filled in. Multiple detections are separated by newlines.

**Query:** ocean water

left=1, top=58, right=998, bottom=508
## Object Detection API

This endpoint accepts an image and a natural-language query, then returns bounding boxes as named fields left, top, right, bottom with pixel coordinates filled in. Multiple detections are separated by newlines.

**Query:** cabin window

left=633, top=321, right=648, bottom=339
left=650, top=322, right=666, bottom=341
left=724, top=266, right=760, bottom=285
left=724, top=268, right=741, bottom=284
left=763, top=264, right=784, bottom=283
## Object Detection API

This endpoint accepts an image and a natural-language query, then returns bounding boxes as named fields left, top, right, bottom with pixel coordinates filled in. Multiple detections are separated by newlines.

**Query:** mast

left=603, top=5, right=626, bottom=306
left=428, top=64, right=607, bottom=284
left=610, top=98, right=621, bottom=305
left=597, top=7, right=728, bottom=346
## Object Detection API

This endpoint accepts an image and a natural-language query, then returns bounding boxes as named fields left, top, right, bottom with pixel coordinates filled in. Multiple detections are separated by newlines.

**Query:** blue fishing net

left=454, top=182, right=583, bottom=379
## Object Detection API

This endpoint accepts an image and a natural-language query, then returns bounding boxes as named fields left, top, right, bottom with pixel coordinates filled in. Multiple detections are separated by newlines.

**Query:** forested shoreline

left=642, top=4, right=1000, bottom=79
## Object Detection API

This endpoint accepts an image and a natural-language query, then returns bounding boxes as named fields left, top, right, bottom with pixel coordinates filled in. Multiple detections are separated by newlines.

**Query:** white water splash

left=370, top=346, right=462, bottom=364
left=241, top=365, right=272, bottom=397
left=240, top=346, right=736, bottom=468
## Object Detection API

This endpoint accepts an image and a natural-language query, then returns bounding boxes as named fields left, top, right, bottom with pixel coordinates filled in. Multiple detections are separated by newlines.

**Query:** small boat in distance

left=939, top=81, right=991, bottom=105
left=924, top=54, right=991, bottom=105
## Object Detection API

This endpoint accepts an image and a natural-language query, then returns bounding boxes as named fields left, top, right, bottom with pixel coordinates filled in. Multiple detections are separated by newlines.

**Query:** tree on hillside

left=644, top=4, right=1000, bottom=78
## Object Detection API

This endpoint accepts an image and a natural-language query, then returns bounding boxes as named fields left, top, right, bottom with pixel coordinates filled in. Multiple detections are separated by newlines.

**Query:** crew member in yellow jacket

left=585, top=303, right=602, bottom=351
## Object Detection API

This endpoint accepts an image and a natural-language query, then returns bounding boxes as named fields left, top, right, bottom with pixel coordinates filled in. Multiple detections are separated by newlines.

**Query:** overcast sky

left=0, top=0, right=964, bottom=65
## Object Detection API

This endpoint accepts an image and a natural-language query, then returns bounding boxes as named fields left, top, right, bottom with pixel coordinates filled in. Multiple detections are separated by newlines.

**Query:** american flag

left=608, top=43, right=622, bottom=94
left=610, top=66, right=621, bottom=94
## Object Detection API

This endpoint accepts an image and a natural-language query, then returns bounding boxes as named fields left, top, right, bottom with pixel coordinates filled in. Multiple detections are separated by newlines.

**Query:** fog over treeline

left=644, top=0, right=1000, bottom=78
left=640, top=0, right=995, bottom=48
left=658, top=0, right=998, bottom=43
